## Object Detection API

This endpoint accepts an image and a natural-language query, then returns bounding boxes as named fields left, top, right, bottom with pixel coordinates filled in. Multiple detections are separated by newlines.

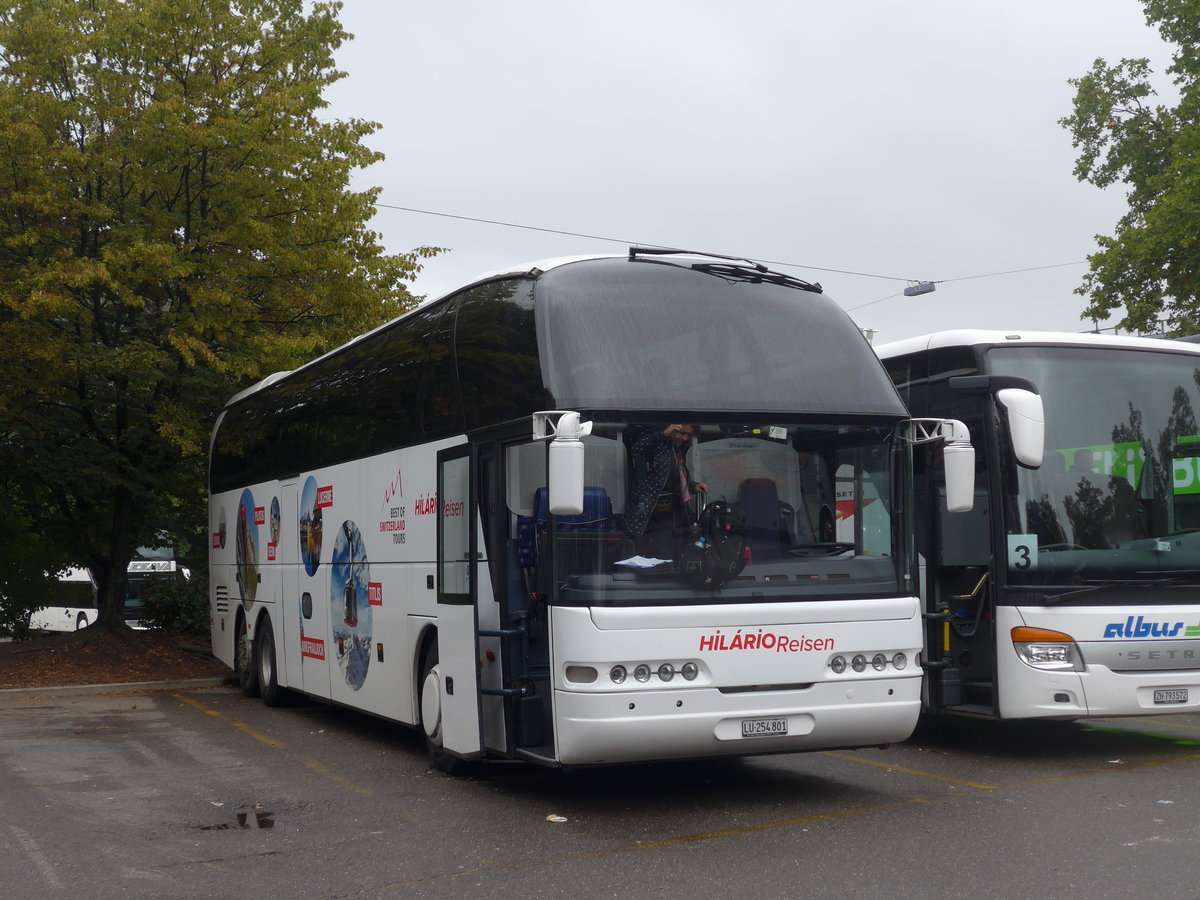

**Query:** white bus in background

left=31, top=553, right=189, bottom=632
left=210, top=250, right=973, bottom=771
left=878, top=330, right=1200, bottom=720
left=29, top=567, right=98, bottom=632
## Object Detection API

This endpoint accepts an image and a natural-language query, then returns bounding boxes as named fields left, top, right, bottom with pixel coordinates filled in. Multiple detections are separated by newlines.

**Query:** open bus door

left=435, top=446, right=484, bottom=759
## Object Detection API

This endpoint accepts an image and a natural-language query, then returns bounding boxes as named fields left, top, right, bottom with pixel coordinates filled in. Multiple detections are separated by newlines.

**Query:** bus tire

left=419, top=641, right=463, bottom=774
left=75, top=613, right=87, bottom=630
left=236, top=614, right=259, bottom=698
left=255, top=616, right=287, bottom=707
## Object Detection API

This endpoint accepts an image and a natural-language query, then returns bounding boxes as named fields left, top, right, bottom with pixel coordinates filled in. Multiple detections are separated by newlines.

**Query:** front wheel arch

left=418, top=631, right=464, bottom=774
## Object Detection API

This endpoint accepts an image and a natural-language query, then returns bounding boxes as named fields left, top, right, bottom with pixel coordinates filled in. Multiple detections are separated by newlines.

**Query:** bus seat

left=533, top=486, right=612, bottom=531
left=521, top=487, right=613, bottom=572
left=736, top=478, right=785, bottom=560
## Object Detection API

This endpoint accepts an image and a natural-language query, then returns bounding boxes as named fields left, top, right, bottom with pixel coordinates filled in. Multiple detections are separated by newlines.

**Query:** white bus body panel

left=551, top=598, right=923, bottom=765
left=209, top=439, right=470, bottom=732
left=29, top=606, right=97, bottom=632
left=996, top=605, right=1200, bottom=718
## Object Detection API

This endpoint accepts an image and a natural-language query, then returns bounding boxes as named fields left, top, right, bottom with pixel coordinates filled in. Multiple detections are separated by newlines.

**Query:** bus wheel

left=75, top=613, right=87, bottom=630
left=419, top=643, right=462, bottom=774
left=256, top=616, right=287, bottom=707
left=236, top=615, right=259, bottom=698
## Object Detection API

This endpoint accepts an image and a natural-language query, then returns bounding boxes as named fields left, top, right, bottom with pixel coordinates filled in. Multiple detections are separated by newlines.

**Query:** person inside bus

left=623, top=424, right=708, bottom=559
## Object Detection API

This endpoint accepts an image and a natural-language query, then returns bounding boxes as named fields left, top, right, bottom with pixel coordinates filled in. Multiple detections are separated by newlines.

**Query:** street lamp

left=904, top=281, right=936, bottom=297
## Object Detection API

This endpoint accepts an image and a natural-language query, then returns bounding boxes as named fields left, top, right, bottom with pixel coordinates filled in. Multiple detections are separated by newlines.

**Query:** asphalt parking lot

left=2, top=680, right=1199, bottom=899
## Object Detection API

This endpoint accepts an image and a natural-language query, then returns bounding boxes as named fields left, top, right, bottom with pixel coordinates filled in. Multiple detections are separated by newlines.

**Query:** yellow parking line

left=1020, top=750, right=1200, bottom=786
left=172, top=692, right=374, bottom=797
left=614, top=796, right=938, bottom=850
left=173, top=693, right=286, bottom=749
left=823, top=751, right=1000, bottom=790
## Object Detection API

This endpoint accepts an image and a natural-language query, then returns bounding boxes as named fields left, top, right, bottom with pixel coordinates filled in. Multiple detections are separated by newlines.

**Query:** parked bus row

left=209, top=250, right=1200, bottom=772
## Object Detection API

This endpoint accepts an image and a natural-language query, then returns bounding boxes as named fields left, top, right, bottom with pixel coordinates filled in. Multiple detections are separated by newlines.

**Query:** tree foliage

left=0, top=0, right=436, bottom=629
left=1061, top=0, right=1200, bottom=334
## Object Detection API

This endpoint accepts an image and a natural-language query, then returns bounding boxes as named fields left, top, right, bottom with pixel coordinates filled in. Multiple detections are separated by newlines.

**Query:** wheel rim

left=236, top=620, right=251, bottom=679
left=420, top=664, right=442, bottom=745
left=258, top=629, right=273, bottom=687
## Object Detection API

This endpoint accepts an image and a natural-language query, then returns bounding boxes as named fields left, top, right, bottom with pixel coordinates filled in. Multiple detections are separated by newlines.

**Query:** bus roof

left=876, top=329, right=1200, bottom=358
left=221, top=250, right=898, bottom=418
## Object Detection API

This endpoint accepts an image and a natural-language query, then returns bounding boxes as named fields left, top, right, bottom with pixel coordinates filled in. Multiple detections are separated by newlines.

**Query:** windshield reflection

left=992, top=346, right=1200, bottom=584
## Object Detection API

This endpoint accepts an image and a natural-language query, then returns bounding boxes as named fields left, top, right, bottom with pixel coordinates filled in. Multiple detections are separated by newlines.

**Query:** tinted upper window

left=536, top=258, right=906, bottom=415
left=455, top=280, right=550, bottom=430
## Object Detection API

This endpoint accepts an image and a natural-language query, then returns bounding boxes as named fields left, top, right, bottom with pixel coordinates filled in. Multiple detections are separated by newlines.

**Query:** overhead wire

left=374, top=202, right=1087, bottom=305
left=375, top=203, right=915, bottom=282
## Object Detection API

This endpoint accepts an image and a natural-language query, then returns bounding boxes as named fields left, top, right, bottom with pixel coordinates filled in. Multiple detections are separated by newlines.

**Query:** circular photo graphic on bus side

left=270, top=496, right=281, bottom=546
left=236, top=488, right=259, bottom=608
left=300, top=476, right=323, bottom=576
left=329, top=520, right=372, bottom=691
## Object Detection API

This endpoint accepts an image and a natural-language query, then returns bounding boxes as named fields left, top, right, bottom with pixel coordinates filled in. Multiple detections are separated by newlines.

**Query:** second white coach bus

left=879, top=329, right=1200, bottom=720
left=210, top=250, right=972, bottom=769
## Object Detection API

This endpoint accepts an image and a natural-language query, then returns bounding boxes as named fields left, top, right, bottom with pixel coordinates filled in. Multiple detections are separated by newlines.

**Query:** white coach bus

left=209, top=250, right=972, bottom=770
left=879, top=329, right=1200, bottom=720
left=29, top=567, right=98, bottom=632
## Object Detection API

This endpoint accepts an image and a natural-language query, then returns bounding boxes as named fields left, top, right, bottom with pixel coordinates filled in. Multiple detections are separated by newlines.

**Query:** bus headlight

left=610, top=665, right=627, bottom=684
left=891, top=652, right=908, bottom=670
left=658, top=663, right=675, bottom=682
left=1011, top=627, right=1084, bottom=672
left=871, top=653, right=887, bottom=671
left=680, top=662, right=699, bottom=681
left=633, top=664, right=652, bottom=683
left=830, top=655, right=847, bottom=674
left=851, top=654, right=867, bottom=672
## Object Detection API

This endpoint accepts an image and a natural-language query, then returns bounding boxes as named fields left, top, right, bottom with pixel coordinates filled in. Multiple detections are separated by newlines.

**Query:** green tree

left=1060, top=0, right=1200, bottom=334
left=0, top=0, right=436, bottom=630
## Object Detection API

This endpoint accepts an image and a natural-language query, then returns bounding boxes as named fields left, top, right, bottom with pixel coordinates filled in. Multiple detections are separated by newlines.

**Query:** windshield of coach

left=504, top=422, right=907, bottom=606
left=536, top=261, right=906, bottom=415
left=991, top=345, right=1200, bottom=583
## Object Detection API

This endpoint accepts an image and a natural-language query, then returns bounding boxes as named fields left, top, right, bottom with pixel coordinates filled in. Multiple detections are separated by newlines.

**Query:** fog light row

left=609, top=661, right=700, bottom=684
left=828, top=652, right=908, bottom=674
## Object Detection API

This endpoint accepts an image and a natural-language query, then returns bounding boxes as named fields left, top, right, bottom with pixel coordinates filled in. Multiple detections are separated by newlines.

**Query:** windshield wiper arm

left=1045, top=575, right=1192, bottom=605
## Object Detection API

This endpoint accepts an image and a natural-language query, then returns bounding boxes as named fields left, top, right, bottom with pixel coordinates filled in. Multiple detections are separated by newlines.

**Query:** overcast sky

left=323, top=1, right=1174, bottom=344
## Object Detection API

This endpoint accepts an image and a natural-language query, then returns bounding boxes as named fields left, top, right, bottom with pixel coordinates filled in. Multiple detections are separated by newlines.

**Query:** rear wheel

left=235, top=614, right=259, bottom=698
left=419, top=641, right=462, bottom=774
left=256, top=616, right=287, bottom=707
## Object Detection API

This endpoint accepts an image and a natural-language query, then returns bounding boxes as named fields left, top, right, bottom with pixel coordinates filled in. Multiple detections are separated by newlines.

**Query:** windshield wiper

left=1044, top=575, right=1193, bottom=605
left=627, top=247, right=823, bottom=293
left=787, top=542, right=855, bottom=557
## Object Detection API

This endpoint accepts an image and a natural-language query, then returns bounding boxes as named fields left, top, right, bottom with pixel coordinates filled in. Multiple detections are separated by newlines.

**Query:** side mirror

left=943, top=439, right=976, bottom=513
left=547, top=411, right=592, bottom=515
left=996, top=388, right=1044, bottom=468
